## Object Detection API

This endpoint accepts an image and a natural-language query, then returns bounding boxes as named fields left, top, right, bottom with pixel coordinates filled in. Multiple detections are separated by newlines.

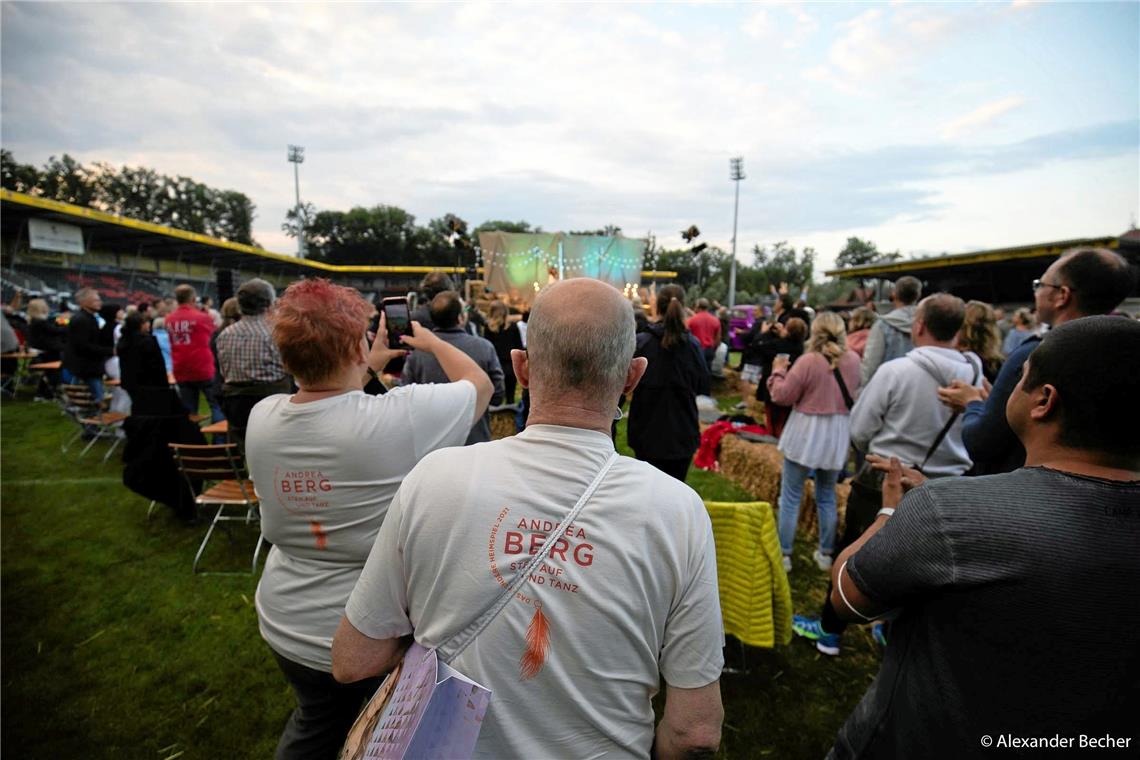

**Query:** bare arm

left=828, top=457, right=906, bottom=622
left=400, top=321, right=493, bottom=427
left=330, top=615, right=410, bottom=684
left=653, top=680, right=723, bottom=760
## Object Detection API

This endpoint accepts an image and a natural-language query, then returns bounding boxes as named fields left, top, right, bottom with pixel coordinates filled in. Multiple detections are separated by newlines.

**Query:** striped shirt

left=215, top=314, right=287, bottom=384
left=833, top=467, right=1140, bottom=759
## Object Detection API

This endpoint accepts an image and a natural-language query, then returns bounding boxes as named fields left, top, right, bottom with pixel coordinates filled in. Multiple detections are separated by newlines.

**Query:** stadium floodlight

left=728, top=157, right=745, bottom=307
left=288, top=145, right=306, bottom=258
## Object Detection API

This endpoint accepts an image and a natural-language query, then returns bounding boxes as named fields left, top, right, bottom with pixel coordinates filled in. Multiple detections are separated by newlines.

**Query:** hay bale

left=720, top=366, right=743, bottom=397
left=718, top=435, right=782, bottom=504
left=798, top=480, right=849, bottom=538
left=490, top=409, right=518, bottom=440
left=714, top=434, right=848, bottom=540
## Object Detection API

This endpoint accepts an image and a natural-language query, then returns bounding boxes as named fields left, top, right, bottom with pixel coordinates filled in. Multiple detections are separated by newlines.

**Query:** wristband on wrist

left=877, top=507, right=896, bottom=518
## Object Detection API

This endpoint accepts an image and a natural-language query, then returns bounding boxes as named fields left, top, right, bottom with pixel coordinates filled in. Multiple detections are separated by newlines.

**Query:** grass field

left=1, top=386, right=880, bottom=759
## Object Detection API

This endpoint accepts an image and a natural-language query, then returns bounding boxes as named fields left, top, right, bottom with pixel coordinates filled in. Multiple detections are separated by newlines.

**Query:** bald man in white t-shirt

left=333, top=278, right=725, bottom=759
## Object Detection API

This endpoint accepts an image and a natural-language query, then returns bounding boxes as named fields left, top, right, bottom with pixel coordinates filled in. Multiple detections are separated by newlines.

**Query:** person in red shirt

left=167, top=284, right=224, bottom=422
left=686, top=299, right=721, bottom=370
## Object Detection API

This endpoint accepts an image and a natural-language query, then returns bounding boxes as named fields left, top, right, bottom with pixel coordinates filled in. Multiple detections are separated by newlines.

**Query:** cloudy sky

left=2, top=1, right=1137, bottom=271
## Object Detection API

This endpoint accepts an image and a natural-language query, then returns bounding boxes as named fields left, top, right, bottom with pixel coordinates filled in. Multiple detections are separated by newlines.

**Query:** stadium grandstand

left=0, top=189, right=472, bottom=308
left=825, top=229, right=1140, bottom=309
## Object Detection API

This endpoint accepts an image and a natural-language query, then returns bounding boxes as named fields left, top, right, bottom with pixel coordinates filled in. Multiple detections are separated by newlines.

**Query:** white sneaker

left=813, top=550, right=833, bottom=571
left=782, top=555, right=792, bottom=572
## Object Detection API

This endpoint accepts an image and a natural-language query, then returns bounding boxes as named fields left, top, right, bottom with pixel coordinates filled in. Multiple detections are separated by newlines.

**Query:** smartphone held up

left=381, top=296, right=414, bottom=374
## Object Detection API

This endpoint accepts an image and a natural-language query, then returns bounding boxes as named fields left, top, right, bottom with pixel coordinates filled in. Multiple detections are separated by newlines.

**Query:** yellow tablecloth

left=704, top=501, right=793, bottom=648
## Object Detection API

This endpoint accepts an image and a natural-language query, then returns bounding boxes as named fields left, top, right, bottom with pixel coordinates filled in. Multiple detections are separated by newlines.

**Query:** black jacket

left=634, top=309, right=650, bottom=334
left=627, top=323, right=711, bottom=460
left=117, top=333, right=170, bottom=401
left=485, top=323, right=524, bottom=374
left=121, top=387, right=207, bottom=521
left=63, top=310, right=112, bottom=379
left=779, top=307, right=813, bottom=326
left=27, top=318, right=67, bottom=361
left=751, top=332, right=804, bottom=403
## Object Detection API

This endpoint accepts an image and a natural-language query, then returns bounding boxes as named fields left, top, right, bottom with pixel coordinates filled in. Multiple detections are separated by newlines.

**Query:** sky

left=2, top=1, right=1137, bottom=273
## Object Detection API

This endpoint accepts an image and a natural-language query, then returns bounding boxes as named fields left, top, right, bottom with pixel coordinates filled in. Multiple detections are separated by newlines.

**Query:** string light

left=485, top=245, right=643, bottom=271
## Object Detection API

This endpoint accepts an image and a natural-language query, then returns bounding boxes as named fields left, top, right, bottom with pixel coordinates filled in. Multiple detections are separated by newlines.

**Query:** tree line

left=280, top=201, right=541, bottom=267
left=654, top=235, right=902, bottom=308
left=2, top=151, right=903, bottom=303
left=1, top=150, right=257, bottom=245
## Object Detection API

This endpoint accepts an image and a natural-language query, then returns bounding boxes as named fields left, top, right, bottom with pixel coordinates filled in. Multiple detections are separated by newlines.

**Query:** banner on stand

left=477, top=231, right=646, bottom=306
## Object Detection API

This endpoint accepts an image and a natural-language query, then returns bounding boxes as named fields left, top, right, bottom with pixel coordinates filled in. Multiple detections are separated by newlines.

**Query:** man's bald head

left=1053, top=247, right=1136, bottom=316
left=526, top=278, right=636, bottom=399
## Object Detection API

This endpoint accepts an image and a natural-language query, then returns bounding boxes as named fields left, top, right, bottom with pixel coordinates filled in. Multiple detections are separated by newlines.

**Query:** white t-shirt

left=248, top=382, right=476, bottom=672
left=345, top=424, right=724, bottom=759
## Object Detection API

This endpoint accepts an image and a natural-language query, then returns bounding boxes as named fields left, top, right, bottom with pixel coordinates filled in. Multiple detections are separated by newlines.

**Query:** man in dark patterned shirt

left=216, top=278, right=290, bottom=448
left=828, top=316, right=1140, bottom=759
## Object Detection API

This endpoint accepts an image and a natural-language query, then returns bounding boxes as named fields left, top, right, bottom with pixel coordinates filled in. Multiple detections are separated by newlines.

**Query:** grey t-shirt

left=832, top=467, right=1140, bottom=759
left=248, top=383, right=476, bottom=671
left=400, top=327, right=504, bottom=444
left=346, top=425, right=725, bottom=758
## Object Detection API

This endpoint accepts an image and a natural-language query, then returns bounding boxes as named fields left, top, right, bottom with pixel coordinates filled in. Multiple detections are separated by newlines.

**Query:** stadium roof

left=0, top=189, right=677, bottom=280
left=0, top=189, right=465, bottom=277
left=823, top=232, right=1139, bottom=305
left=823, top=235, right=1124, bottom=280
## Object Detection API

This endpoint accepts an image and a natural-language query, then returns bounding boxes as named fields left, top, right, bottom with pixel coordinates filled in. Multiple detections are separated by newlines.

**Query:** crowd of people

left=2, top=244, right=1138, bottom=759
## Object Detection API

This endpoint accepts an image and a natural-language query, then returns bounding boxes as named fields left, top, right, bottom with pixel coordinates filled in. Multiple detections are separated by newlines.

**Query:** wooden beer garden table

left=1, top=349, right=43, bottom=397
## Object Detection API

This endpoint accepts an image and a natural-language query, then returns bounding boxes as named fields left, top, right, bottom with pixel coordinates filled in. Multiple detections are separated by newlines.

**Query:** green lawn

left=2, top=390, right=879, bottom=759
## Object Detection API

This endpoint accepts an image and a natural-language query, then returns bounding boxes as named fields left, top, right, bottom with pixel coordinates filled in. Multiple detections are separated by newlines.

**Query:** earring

left=613, top=406, right=624, bottom=421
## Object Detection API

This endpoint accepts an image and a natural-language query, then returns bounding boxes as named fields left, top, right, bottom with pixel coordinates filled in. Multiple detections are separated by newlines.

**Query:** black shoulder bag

left=915, top=354, right=980, bottom=473
left=833, top=367, right=855, bottom=410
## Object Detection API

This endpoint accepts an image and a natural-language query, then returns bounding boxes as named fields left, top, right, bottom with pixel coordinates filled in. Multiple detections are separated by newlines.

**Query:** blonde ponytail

left=808, top=312, right=847, bottom=368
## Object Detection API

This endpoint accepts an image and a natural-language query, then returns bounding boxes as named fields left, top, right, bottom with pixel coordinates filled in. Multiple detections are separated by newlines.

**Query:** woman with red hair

left=245, top=278, right=493, bottom=760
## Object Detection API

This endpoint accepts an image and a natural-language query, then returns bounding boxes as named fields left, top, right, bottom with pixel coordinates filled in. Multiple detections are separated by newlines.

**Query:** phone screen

left=382, top=299, right=412, bottom=348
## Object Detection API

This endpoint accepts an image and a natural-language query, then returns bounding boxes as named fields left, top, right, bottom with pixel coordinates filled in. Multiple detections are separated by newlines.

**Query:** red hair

left=271, top=278, right=371, bottom=385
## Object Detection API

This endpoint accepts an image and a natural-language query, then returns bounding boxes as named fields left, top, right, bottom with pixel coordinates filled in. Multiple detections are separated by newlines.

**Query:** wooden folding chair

left=168, top=443, right=264, bottom=575
left=59, top=383, right=129, bottom=463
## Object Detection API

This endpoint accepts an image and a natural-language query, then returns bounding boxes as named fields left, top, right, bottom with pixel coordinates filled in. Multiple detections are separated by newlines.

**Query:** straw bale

left=490, top=409, right=518, bottom=440
left=715, top=434, right=848, bottom=538
left=798, top=479, right=850, bottom=537
left=719, top=435, right=782, bottom=504
left=720, top=366, right=743, bottom=397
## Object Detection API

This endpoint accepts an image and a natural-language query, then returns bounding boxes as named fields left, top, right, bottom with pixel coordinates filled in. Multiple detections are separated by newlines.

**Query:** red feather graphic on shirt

left=309, top=520, right=328, bottom=549
left=519, top=607, right=550, bottom=680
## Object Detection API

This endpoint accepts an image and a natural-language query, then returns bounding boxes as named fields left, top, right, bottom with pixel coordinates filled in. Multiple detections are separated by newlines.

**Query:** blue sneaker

left=792, top=615, right=841, bottom=656
left=871, top=622, right=887, bottom=648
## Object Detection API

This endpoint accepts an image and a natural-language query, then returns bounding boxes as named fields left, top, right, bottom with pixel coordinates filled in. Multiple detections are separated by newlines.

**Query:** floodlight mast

left=728, top=156, right=745, bottom=308
left=287, top=145, right=305, bottom=258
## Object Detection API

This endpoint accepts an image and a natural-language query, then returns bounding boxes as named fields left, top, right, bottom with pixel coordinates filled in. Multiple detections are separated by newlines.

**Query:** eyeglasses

left=1031, top=278, right=1068, bottom=293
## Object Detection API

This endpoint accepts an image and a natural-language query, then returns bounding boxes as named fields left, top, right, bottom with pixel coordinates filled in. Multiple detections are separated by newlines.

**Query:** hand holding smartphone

left=381, top=297, right=414, bottom=348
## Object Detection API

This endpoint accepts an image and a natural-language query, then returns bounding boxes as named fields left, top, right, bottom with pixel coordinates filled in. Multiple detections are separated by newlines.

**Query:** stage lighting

left=691, top=243, right=708, bottom=254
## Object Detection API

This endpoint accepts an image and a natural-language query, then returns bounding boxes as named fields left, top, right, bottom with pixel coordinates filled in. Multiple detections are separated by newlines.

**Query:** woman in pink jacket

left=767, top=312, right=861, bottom=573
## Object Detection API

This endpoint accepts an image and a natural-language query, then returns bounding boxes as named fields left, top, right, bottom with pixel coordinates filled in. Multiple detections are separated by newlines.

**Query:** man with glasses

left=938, top=246, right=1135, bottom=473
